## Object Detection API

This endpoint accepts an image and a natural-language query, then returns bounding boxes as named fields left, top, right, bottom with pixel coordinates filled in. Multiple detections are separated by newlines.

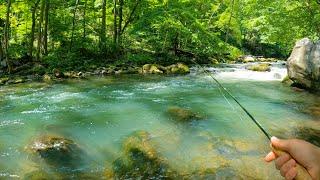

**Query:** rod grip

left=271, top=145, right=313, bottom=180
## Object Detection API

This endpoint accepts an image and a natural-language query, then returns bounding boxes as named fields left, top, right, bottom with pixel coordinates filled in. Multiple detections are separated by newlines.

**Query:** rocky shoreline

left=0, top=57, right=283, bottom=87
left=0, top=63, right=191, bottom=86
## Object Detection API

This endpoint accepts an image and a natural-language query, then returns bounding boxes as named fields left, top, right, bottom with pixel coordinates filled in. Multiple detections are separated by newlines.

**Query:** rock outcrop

left=287, top=38, right=320, bottom=91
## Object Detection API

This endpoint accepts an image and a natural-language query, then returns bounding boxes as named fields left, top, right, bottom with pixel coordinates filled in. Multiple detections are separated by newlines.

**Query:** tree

left=4, top=0, right=12, bottom=72
left=70, top=0, right=80, bottom=51
left=36, top=0, right=45, bottom=61
left=100, top=0, right=107, bottom=51
left=113, top=0, right=117, bottom=47
left=82, top=0, right=88, bottom=41
left=29, top=0, right=40, bottom=58
left=43, top=0, right=49, bottom=55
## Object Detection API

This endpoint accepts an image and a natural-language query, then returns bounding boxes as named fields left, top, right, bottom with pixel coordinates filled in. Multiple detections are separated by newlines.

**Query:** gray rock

left=287, top=38, right=320, bottom=91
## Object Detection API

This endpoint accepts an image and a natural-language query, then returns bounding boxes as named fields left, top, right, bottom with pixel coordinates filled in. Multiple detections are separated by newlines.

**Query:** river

left=0, top=62, right=319, bottom=179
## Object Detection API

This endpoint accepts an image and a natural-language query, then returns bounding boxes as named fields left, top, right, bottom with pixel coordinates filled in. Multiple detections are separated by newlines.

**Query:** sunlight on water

left=0, top=63, right=319, bottom=179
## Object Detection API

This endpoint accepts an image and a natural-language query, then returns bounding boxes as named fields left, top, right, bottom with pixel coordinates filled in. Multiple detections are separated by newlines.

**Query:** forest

left=0, top=0, right=320, bottom=74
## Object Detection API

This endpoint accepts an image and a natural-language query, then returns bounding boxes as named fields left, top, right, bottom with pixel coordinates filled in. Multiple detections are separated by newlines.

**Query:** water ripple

left=0, top=120, right=24, bottom=127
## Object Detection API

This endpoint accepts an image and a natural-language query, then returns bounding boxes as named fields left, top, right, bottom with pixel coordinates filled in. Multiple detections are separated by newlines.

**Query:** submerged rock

left=27, top=135, right=84, bottom=168
left=246, top=63, right=271, bottom=72
left=305, top=104, right=320, bottom=117
left=287, top=38, right=320, bottom=91
left=111, top=131, right=178, bottom=179
left=294, top=127, right=320, bottom=147
left=23, top=170, right=57, bottom=180
left=167, top=106, right=204, bottom=122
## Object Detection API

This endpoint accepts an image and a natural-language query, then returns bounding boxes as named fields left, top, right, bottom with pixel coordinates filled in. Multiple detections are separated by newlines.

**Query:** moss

left=246, top=63, right=271, bottom=72
left=23, top=170, right=53, bottom=180
left=27, top=135, right=84, bottom=168
left=0, top=77, right=9, bottom=85
left=282, top=75, right=294, bottom=85
left=111, top=131, right=178, bottom=179
left=166, top=63, right=190, bottom=74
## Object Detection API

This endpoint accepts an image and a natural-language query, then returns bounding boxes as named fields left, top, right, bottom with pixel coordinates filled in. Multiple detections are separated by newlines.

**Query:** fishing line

left=192, top=60, right=271, bottom=140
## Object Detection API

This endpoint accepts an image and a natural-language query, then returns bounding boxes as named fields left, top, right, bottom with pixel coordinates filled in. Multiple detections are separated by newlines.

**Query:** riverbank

left=0, top=57, right=284, bottom=87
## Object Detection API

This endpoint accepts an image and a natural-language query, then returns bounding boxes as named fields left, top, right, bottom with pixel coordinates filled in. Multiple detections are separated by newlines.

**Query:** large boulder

left=287, top=38, right=320, bottom=91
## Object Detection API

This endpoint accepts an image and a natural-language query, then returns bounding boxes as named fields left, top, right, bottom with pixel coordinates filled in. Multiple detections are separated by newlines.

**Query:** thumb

left=271, top=136, right=291, bottom=152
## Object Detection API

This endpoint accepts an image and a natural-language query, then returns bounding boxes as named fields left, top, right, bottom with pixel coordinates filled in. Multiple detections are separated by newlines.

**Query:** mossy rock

left=7, top=77, right=25, bottom=84
left=0, top=77, right=9, bottom=85
left=166, top=63, right=190, bottom=75
left=142, top=64, right=163, bottom=74
left=43, top=74, right=52, bottom=82
left=282, top=75, right=294, bottom=85
left=167, top=106, right=204, bottom=122
left=111, top=131, right=179, bottom=179
left=27, top=135, right=84, bottom=168
left=246, top=63, right=271, bottom=72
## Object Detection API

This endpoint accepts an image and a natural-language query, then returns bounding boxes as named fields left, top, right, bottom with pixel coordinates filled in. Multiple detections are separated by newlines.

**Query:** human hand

left=264, top=137, right=320, bottom=180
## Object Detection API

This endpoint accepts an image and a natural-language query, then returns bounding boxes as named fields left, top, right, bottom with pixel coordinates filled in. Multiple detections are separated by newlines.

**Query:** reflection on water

left=0, top=63, right=319, bottom=179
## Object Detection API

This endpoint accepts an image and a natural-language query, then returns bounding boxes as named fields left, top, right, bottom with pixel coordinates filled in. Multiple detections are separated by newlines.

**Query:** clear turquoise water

left=0, top=67, right=319, bottom=179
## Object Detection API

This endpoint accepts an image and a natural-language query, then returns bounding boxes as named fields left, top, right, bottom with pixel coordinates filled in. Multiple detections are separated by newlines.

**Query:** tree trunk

left=83, top=0, right=88, bottom=41
left=0, top=36, right=3, bottom=64
left=29, top=0, right=40, bottom=59
left=113, top=0, right=118, bottom=47
left=44, top=0, right=49, bottom=55
left=4, top=0, right=12, bottom=72
left=225, top=0, right=235, bottom=44
left=100, top=0, right=107, bottom=51
left=120, top=0, right=140, bottom=35
left=70, top=0, right=80, bottom=51
left=37, top=0, right=45, bottom=61
left=118, top=0, right=123, bottom=46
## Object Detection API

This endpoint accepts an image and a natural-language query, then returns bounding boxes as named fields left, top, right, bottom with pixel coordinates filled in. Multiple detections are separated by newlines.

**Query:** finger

left=285, top=167, right=297, bottom=180
left=271, top=136, right=291, bottom=152
left=280, top=159, right=296, bottom=177
left=264, top=151, right=276, bottom=162
left=275, top=153, right=291, bottom=170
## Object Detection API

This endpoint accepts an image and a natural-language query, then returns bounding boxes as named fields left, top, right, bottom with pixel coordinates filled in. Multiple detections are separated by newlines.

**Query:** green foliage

left=1, top=0, right=320, bottom=71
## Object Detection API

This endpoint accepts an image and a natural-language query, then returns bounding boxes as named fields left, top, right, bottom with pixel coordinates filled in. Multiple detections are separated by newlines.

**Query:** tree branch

left=120, top=0, right=140, bottom=35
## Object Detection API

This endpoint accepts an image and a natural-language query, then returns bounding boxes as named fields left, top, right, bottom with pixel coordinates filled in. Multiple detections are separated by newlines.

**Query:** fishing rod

left=192, top=60, right=311, bottom=180
left=191, top=60, right=271, bottom=140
